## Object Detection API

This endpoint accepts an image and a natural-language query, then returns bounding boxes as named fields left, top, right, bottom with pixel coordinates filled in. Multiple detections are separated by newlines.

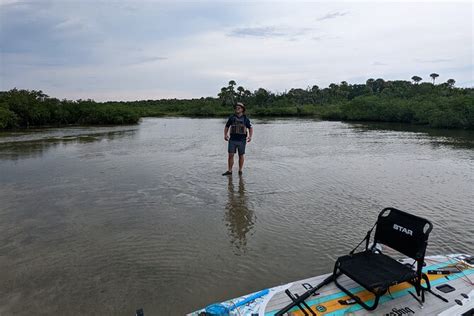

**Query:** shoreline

left=2, top=115, right=474, bottom=132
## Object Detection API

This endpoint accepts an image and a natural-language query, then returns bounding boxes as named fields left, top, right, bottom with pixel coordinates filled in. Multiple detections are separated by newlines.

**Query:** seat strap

left=350, top=221, right=377, bottom=255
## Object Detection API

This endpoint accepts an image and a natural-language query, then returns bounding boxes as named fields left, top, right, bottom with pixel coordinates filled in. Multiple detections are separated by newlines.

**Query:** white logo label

left=393, top=224, right=413, bottom=236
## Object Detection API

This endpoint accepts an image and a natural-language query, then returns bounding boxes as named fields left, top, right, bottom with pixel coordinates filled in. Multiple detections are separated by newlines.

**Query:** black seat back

left=374, top=207, right=433, bottom=260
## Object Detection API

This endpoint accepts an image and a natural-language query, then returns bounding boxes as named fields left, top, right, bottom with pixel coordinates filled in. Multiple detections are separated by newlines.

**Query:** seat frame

left=332, top=207, right=433, bottom=311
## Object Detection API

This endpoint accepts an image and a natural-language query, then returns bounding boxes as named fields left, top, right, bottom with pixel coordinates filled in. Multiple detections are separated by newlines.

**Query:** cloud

left=227, top=26, right=311, bottom=39
left=0, top=2, right=472, bottom=100
left=317, top=11, right=348, bottom=21
left=53, top=18, right=86, bottom=31
left=228, top=26, right=286, bottom=38
left=414, top=58, right=453, bottom=63
left=0, top=0, right=22, bottom=6
left=127, top=56, right=168, bottom=66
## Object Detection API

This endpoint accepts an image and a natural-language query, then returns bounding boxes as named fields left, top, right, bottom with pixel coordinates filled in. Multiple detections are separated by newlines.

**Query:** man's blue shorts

left=228, top=139, right=246, bottom=155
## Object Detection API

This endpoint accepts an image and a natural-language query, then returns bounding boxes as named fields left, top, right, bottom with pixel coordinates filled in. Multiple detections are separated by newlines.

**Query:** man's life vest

left=230, top=115, right=248, bottom=135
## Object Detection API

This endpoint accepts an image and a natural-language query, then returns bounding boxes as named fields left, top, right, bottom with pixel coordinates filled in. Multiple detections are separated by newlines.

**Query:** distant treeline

left=1, top=75, right=473, bottom=129
left=215, top=77, right=474, bottom=129
left=0, top=90, right=140, bottom=128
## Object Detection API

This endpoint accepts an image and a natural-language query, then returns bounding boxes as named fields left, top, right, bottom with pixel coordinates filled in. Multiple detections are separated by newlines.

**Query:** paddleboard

left=189, top=254, right=474, bottom=315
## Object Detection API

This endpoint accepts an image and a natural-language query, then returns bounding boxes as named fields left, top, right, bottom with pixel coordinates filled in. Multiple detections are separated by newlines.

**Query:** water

left=0, top=118, right=473, bottom=315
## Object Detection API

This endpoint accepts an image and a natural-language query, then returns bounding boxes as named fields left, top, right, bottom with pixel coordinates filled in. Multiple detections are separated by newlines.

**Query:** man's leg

left=223, top=141, right=237, bottom=175
left=238, top=154, right=244, bottom=172
left=237, top=140, right=246, bottom=174
left=228, top=153, right=234, bottom=172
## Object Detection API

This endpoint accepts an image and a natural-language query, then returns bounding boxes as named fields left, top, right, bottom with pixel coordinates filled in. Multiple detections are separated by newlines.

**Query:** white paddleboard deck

left=189, top=254, right=474, bottom=315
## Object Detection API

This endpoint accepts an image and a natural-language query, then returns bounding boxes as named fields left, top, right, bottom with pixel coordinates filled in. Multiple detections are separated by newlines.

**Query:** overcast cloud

left=0, top=1, right=472, bottom=101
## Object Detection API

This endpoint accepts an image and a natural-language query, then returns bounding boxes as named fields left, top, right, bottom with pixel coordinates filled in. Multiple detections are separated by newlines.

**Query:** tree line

left=1, top=75, right=473, bottom=129
left=0, top=90, right=140, bottom=129
left=216, top=76, right=473, bottom=129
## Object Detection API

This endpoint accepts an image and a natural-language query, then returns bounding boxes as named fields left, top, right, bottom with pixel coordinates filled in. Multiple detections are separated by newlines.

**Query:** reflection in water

left=350, top=122, right=474, bottom=151
left=0, top=129, right=137, bottom=160
left=225, top=175, right=255, bottom=253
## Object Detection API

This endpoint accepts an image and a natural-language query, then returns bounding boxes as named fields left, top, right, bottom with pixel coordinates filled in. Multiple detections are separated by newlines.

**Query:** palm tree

left=255, top=88, right=269, bottom=106
left=430, top=73, right=439, bottom=84
left=374, top=78, right=385, bottom=92
left=446, top=79, right=456, bottom=88
left=411, top=76, right=422, bottom=84
left=329, top=83, right=339, bottom=97
left=237, top=86, right=245, bottom=97
left=218, top=87, right=227, bottom=99
left=218, top=87, right=234, bottom=106
left=366, top=78, right=375, bottom=93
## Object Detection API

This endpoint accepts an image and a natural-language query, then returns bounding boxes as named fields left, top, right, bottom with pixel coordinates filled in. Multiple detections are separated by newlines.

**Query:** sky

left=0, top=0, right=472, bottom=101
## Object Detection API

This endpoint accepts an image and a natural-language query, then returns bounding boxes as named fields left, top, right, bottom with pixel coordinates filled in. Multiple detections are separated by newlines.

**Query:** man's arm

left=247, top=127, right=253, bottom=142
left=224, top=126, right=229, bottom=141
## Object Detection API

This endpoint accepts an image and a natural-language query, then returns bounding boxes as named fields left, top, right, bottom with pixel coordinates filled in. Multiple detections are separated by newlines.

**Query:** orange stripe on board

left=289, top=273, right=447, bottom=316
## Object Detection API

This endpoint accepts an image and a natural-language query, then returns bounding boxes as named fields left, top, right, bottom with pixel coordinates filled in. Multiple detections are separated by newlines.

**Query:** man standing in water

left=222, top=102, right=253, bottom=176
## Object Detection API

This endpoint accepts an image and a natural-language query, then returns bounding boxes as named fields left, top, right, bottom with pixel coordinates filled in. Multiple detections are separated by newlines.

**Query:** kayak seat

left=337, top=251, right=417, bottom=294
left=333, top=207, right=433, bottom=311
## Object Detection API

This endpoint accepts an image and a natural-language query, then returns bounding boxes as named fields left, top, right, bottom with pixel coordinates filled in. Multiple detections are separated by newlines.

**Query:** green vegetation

left=1, top=76, right=473, bottom=129
left=0, top=89, right=140, bottom=128
left=215, top=77, right=474, bottom=129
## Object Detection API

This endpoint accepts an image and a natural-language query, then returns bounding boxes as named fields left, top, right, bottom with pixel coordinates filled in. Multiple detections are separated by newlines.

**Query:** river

left=0, top=118, right=473, bottom=315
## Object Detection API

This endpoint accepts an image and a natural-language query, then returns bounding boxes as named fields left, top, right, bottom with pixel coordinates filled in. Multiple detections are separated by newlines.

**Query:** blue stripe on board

left=265, top=258, right=467, bottom=316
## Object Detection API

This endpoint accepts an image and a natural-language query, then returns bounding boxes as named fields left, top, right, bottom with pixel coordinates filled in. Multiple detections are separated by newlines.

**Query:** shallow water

left=0, top=118, right=473, bottom=315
